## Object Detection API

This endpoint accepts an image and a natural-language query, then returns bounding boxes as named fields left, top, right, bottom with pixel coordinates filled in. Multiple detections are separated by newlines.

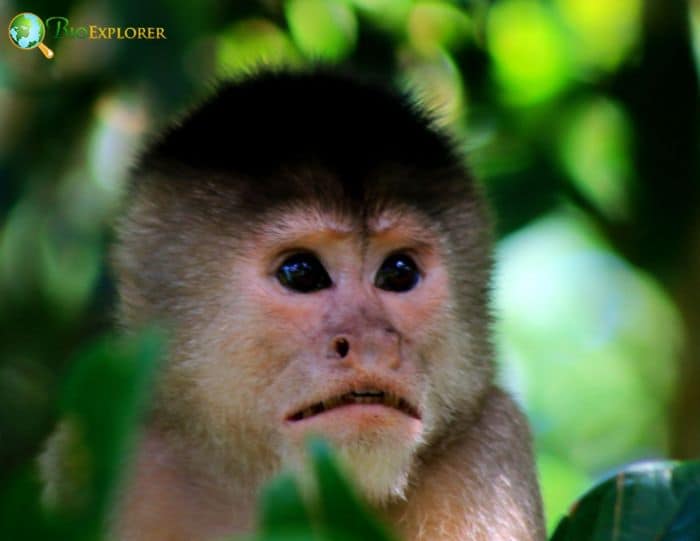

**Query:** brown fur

left=46, top=71, right=545, bottom=540
left=109, top=191, right=544, bottom=540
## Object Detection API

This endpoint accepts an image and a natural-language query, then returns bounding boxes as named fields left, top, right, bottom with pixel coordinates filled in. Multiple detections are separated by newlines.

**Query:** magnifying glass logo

left=8, top=12, right=54, bottom=59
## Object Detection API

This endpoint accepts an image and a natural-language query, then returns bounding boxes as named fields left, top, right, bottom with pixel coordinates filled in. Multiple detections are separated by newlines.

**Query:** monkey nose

left=328, top=331, right=401, bottom=368
left=333, top=336, right=350, bottom=358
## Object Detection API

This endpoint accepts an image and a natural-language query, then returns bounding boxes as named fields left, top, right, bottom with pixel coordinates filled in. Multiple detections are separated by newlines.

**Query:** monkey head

left=113, top=70, right=494, bottom=504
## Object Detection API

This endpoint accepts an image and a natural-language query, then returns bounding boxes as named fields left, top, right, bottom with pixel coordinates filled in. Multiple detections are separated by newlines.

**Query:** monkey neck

left=116, top=428, right=259, bottom=540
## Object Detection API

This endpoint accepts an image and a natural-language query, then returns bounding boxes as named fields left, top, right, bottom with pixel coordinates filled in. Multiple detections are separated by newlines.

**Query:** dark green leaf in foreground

left=550, top=461, right=700, bottom=541
left=60, top=329, right=162, bottom=518
left=310, top=439, right=397, bottom=541
left=0, top=466, right=54, bottom=540
left=258, top=473, right=317, bottom=540
left=0, top=329, right=163, bottom=541
left=251, top=440, right=398, bottom=541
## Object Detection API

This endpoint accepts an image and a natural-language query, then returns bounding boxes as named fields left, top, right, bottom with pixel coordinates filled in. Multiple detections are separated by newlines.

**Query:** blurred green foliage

left=0, top=330, right=162, bottom=539
left=1, top=0, right=699, bottom=537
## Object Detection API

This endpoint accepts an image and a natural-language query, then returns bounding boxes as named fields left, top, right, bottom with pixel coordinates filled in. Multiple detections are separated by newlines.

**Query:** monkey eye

left=375, top=254, right=420, bottom=293
left=276, top=253, right=332, bottom=293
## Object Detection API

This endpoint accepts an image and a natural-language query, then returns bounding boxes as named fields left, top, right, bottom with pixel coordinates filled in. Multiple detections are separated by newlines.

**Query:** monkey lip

left=286, top=389, right=420, bottom=422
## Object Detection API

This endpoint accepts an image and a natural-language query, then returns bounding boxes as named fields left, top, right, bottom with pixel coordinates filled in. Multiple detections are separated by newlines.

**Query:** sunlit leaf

left=692, top=2, right=700, bottom=75
left=407, top=2, right=472, bottom=55
left=555, top=0, right=643, bottom=72
left=217, top=19, right=301, bottom=76
left=348, top=0, right=412, bottom=32
left=558, top=96, right=635, bottom=220
left=285, top=0, right=357, bottom=61
left=487, top=0, right=573, bottom=105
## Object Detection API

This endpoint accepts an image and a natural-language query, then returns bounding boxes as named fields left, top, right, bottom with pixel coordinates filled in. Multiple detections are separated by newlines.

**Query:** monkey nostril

left=334, top=337, right=350, bottom=358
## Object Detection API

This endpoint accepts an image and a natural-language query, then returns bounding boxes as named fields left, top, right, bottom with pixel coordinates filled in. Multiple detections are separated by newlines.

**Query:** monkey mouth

left=287, top=389, right=420, bottom=422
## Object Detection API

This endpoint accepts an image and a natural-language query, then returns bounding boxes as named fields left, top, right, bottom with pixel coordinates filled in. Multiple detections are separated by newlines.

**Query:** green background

left=0, top=0, right=698, bottom=535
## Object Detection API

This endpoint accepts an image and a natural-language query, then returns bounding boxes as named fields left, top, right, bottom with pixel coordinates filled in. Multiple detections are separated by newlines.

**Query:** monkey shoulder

left=422, top=385, right=535, bottom=467
left=389, top=387, right=546, bottom=541
left=468, top=385, right=536, bottom=459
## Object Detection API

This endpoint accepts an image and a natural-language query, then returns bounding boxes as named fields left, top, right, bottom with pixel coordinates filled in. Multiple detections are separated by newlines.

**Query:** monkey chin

left=279, top=405, right=425, bottom=505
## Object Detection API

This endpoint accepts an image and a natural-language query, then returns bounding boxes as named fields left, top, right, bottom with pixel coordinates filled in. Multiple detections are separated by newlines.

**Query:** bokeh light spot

left=555, top=0, right=643, bottom=72
left=407, top=2, right=472, bottom=55
left=348, top=0, right=412, bottom=33
left=559, top=96, right=635, bottom=220
left=217, top=19, right=301, bottom=76
left=487, top=0, right=572, bottom=105
left=285, top=0, right=357, bottom=61
left=496, top=211, right=680, bottom=474
left=399, top=50, right=466, bottom=127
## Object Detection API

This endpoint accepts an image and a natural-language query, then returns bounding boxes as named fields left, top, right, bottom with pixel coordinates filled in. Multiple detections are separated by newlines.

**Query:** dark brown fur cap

left=132, top=68, right=480, bottom=221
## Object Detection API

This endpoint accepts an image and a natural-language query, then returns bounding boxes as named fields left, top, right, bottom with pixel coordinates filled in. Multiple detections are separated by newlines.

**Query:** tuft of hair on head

left=138, top=67, right=458, bottom=175
left=128, top=67, right=478, bottom=220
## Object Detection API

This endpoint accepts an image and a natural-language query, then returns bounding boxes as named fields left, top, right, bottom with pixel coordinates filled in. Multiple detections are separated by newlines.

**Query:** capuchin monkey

left=86, top=70, right=544, bottom=540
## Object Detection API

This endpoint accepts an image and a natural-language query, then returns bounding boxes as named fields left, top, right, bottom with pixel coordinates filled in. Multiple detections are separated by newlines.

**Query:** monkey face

left=159, top=202, right=459, bottom=502
left=114, top=71, right=495, bottom=506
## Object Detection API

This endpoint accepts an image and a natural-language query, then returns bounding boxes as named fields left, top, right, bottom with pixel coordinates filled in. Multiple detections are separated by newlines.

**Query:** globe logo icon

left=8, top=12, right=54, bottom=59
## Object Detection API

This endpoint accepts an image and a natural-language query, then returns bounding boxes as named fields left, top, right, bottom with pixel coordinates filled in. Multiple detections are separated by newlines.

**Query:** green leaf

left=0, top=329, right=163, bottom=541
left=310, top=439, right=396, bottom=541
left=550, top=461, right=700, bottom=541
left=0, top=467, right=54, bottom=540
left=258, top=474, right=316, bottom=539
left=55, top=329, right=163, bottom=537
left=217, top=19, right=301, bottom=76
left=285, top=0, right=357, bottom=61
left=407, top=2, right=473, bottom=55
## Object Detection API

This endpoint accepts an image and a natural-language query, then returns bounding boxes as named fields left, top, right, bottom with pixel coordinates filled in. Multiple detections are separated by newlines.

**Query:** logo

left=8, top=13, right=167, bottom=59
left=8, top=12, right=54, bottom=58
left=44, top=17, right=167, bottom=41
